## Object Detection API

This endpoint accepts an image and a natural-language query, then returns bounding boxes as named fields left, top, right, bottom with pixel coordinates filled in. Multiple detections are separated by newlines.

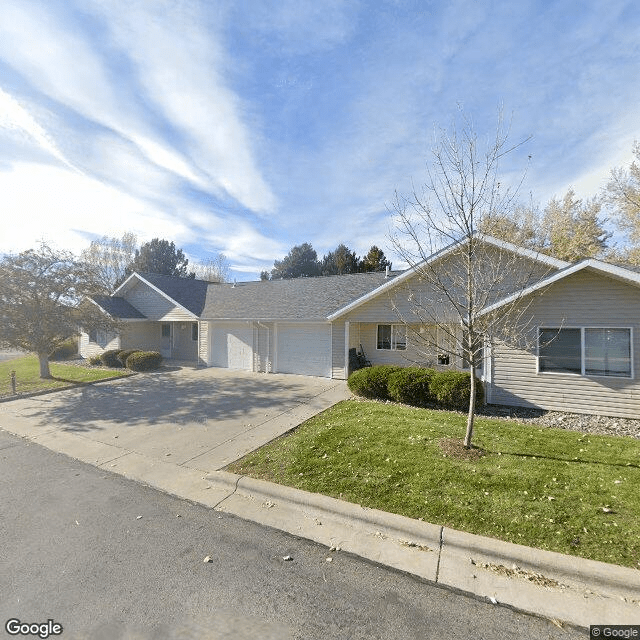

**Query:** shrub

left=347, top=365, right=402, bottom=400
left=88, top=355, right=102, bottom=365
left=125, top=351, right=163, bottom=371
left=387, top=367, right=435, bottom=407
left=429, top=370, right=484, bottom=410
left=117, top=349, right=140, bottom=366
left=100, top=349, right=124, bottom=368
left=49, top=337, right=77, bottom=360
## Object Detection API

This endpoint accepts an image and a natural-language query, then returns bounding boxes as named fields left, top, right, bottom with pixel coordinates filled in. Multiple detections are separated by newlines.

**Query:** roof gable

left=114, top=272, right=208, bottom=317
left=327, top=234, right=569, bottom=320
left=479, top=259, right=640, bottom=316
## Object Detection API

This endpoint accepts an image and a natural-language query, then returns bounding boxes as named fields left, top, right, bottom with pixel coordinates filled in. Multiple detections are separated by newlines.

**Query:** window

left=539, top=328, right=631, bottom=378
left=191, top=322, right=198, bottom=341
left=585, top=328, right=631, bottom=377
left=539, top=328, right=581, bottom=374
left=88, top=329, right=97, bottom=343
left=161, top=323, right=171, bottom=338
left=377, top=324, right=406, bottom=350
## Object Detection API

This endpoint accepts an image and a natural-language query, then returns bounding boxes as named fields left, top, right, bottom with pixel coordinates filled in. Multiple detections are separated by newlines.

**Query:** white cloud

left=83, top=0, right=277, bottom=212
left=0, top=162, right=183, bottom=254
left=0, top=86, right=74, bottom=169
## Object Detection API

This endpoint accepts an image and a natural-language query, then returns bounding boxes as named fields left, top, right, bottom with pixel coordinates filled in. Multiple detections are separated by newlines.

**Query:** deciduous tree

left=0, top=243, right=114, bottom=378
left=604, top=141, right=640, bottom=264
left=193, top=253, right=230, bottom=282
left=80, top=232, right=138, bottom=293
left=540, top=189, right=609, bottom=261
left=391, top=111, right=550, bottom=448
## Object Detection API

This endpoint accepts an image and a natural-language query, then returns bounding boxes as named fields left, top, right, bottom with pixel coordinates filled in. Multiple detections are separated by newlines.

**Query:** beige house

left=81, top=235, right=640, bottom=418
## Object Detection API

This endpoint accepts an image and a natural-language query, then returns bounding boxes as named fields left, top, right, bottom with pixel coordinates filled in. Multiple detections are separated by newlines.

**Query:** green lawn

left=228, top=399, right=640, bottom=569
left=0, top=355, right=131, bottom=397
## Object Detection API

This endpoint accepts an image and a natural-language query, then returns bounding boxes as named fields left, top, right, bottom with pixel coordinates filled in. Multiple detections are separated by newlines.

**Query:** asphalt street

left=0, top=429, right=583, bottom=640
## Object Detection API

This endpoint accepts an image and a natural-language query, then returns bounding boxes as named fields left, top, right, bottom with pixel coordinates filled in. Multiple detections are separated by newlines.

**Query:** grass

left=228, top=399, right=640, bottom=569
left=0, top=354, right=131, bottom=397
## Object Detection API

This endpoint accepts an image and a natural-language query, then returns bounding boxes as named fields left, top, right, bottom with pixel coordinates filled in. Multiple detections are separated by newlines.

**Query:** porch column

left=344, top=321, right=350, bottom=379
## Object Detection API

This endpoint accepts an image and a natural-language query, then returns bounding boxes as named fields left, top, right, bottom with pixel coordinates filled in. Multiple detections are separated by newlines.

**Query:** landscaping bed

left=0, top=355, right=132, bottom=398
left=227, top=399, right=640, bottom=569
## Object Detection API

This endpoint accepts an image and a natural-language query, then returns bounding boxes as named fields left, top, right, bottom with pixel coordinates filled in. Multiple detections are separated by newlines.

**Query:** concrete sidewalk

left=1, top=372, right=639, bottom=630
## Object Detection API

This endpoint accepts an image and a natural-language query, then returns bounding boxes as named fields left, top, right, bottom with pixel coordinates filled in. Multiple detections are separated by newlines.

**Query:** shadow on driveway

left=11, top=368, right=336, bottom=434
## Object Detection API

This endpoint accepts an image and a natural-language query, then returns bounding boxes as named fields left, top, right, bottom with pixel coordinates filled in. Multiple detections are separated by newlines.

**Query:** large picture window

left=539, top=328, right=631, bottom=378
left=377, top=324, right=407, bottom=351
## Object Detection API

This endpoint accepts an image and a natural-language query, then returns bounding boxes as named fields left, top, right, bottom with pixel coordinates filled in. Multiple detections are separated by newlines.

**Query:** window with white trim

left=377, top=324, right=406, bottom=350
left=538, top=328, right=632, bottom=378
left=191, top=322, right=198, bottom=341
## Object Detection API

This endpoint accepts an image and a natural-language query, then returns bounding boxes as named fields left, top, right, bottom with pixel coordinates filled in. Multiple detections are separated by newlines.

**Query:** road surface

left=0, top=429, right=582, bottom=639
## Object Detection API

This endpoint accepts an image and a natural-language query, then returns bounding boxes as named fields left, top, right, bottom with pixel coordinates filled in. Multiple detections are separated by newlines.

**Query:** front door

left=160, top=323, right=172, bottom=358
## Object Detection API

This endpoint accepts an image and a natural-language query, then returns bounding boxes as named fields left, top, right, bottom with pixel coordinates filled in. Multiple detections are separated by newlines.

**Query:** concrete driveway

left=0, top=367, right=349, bottom=473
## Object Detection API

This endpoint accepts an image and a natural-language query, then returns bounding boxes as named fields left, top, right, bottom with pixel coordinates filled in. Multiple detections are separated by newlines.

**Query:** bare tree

left=193, top=253, right=231, bottom=283
left=390, top=112, right=555, bottom=448
left=0, top=243, right=116, bottom=378
left=80, top=232, right=138, bottom=293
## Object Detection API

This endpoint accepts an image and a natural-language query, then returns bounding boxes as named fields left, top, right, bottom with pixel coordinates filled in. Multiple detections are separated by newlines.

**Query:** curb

left=207, top=470, right=640, bottom=630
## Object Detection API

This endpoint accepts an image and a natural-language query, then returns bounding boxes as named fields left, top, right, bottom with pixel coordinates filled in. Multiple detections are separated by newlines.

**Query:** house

left=80, top=235, right=640, bottom=419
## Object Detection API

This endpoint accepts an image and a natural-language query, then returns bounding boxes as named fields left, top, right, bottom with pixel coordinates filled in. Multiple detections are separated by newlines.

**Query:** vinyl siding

left=120, top=322, right=162, bottom=352
left=342, top=249, right=556, bottom=324
left=357, top=322, right=454, bottom=368
left=124, top=281, right=195, bottom=321
left=490, top=270, right=640, bottom=418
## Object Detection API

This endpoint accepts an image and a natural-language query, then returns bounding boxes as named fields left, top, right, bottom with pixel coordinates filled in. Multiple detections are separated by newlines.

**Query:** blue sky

left=0, top=0, right=638, bottom=280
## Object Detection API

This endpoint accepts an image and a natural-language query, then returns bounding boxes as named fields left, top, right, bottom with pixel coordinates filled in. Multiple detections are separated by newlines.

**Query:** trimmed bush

left=347, top=365, right=402, bottom=400
left=387, top=367, right=435, bottom=407
left=117, top=349, right=140, bottom=366
left=125, top=351, right=163, bottom=371
left=88, top=355, right=102, bottom=365
left=49, top=337, right=78, bottom=361
left=429, top=370, right=484, bottom=410
left=99, top=349, right=124, bottom=368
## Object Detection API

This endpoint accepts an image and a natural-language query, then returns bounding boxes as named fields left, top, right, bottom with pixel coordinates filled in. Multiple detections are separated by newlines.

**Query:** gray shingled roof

left=135, top=272, right=210, bottom=316
left=200, top=271, right=401, bottom=320
left=92, top=295, right=146, bottom=319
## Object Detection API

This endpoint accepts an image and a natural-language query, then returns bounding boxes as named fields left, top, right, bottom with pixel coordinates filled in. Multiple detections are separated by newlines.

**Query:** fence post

left=10, top=370, right=16, bottom=394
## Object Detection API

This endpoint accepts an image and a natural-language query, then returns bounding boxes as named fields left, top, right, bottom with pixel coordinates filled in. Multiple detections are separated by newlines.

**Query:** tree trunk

left=38, top=353, right=51, bottom=379
left=464, top=363, right=476, bottom=448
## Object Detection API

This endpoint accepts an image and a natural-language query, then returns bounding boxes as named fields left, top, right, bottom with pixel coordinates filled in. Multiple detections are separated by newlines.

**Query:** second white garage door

left=276, top=323, right=332, bottom=377
left=210, top=323, right=253, bottom=370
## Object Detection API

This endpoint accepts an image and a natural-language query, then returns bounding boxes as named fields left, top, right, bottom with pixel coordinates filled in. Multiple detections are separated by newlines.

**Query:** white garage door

left=209, top=323, right=253, bottom=370
left=277, top=323, right=331, bottom=377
